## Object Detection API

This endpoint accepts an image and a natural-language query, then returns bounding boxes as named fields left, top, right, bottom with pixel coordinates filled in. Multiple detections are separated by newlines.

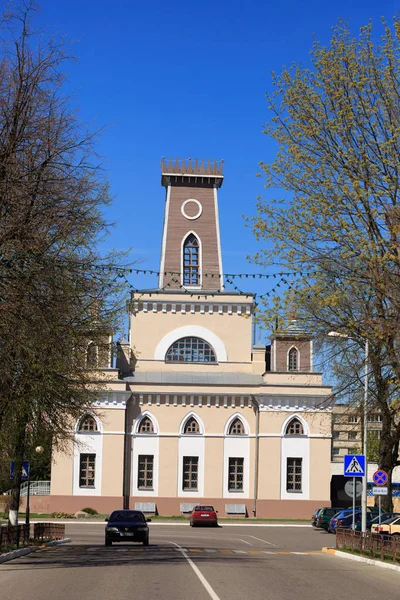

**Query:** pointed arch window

left=166, top=337, right=216, bottom=363
left=183, top=234, right=200, bottom=286
left=78, top=415, right=98, bottom=432
left=183, top=417, right=200, bottom=434
left=138, top=416, right=155, bottom=433
left=228, top=418, right=245, bottom=435
left=285, top=418, right=304, bottom=435
left=87, top=342, right=98, bottom=368
left=288, top=347, right=298, bottom=371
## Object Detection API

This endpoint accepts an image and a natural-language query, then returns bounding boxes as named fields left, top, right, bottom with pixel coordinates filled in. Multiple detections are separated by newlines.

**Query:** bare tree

left=0, top=3, right=128, bottom=523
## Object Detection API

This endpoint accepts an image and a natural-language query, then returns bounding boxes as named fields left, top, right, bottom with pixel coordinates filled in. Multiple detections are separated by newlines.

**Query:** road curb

left=0, top=537, right=71, bottom=565
left=322, top=547, right=400, bottom=572
left=25, top=520, right=310, bottom=528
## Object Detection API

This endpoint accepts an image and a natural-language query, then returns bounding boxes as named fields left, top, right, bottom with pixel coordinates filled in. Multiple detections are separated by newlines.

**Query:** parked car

left=315, top=507, right=345, bottom=530
left=190, top=505, right=218, bottom=527
left=372, top=515, right=400, bottom=536
left=355, top=512, right=400, bottom=532
left=105, top=510, right=151, bottom=546
left=311, top=508, right=322, bottom=527
left=329, top=506, right=384, bottom=533
left=328, top=509, right=355, bottom=533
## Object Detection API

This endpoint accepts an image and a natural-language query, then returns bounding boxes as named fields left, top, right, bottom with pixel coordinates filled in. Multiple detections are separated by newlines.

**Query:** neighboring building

left=44, top=158, right=333, bottom=519
left=331, top=404, right=383, bottom=462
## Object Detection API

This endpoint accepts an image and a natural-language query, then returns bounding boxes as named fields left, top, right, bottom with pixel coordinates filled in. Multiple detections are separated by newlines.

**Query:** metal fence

left=336, top=528, right=400, bottom=563
left=0, top=523, right=65, bottom=549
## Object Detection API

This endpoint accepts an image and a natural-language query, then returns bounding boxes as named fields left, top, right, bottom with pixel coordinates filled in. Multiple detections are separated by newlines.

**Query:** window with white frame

left=138, top=416, right=155, bottom=433
left=183, top=417, right=200, bottom=434
left=286, top=457, right=302, bottom=492
left=79, top=454, right=96, bottom=488
left=78, top=415, right=98, bottom=432
left=348, top=431, right=358, bottom=440
left=182, top=456, right=198, bottom=490
left=137, top=455, right=154, bottom=489
left=228, top=457, right=244, bottom=491
left=288, top=347, right=298, bottom=371
left=285, top=418, right=304, bottom=435
left=228, top=418, right=245, bottom=435
left=348, top=415, right=358, bottom=424
left=183, top=234, right=200, bottom=285
left=165, top=337, right=216, bottom=363
left=332, top=448, right=340, bottom=456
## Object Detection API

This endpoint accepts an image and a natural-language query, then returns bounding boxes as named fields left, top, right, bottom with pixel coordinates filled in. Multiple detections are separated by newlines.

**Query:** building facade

left=46, top=158, right=333, bottom=519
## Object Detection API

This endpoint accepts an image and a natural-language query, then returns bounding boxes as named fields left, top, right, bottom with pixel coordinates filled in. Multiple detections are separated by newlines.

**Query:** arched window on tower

left=78, top=415, right=98, bottom=432
left=285, top=418, right=304, bottom=435
left=288, top=347, right=298, bottom=371
left=183, top=234, right=200, bottom=286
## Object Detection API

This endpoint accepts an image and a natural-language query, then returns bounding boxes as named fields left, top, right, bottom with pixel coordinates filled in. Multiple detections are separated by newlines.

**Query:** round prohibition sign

left=372, top=470, right=388, bottom=486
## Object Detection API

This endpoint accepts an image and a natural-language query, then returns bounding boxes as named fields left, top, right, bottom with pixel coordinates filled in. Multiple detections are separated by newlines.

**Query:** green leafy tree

left=250, top=19, right=400, bottom=510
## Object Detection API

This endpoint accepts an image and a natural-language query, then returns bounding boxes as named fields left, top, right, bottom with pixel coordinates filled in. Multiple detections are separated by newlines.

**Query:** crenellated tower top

left=161, top=157, right=224, bottom=188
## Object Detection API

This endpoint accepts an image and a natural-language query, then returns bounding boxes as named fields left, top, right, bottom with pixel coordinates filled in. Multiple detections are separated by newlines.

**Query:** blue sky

left=37, top=0, right=399, bottom=320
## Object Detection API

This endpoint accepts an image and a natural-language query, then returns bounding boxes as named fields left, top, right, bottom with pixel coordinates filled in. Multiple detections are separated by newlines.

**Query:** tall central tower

left=159, top=158, right=224, bottom=291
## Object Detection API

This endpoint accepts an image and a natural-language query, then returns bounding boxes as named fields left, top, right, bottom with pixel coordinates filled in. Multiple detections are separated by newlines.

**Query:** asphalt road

left=1, top=523, right=400, bottom=600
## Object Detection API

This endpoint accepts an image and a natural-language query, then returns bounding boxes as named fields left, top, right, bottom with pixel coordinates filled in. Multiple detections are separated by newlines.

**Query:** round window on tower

left=181, top=199, right=203, bottom=220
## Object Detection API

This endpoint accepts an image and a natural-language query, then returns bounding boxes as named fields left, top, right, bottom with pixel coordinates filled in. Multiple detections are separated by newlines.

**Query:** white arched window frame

left=287, top=345, right=300, bottom=371
left=75, top=412, right=102, bottom=434
left=134, top=412, right=159, bottom=435
left=180, top=412, right=205, bottom=435
left=181, top=231, right=202, bottom=289
left=281, top=414, right=309, bottom=437
left=155, top=326, right=227, bottom=362
left=224, top=413, right=250, bottom=436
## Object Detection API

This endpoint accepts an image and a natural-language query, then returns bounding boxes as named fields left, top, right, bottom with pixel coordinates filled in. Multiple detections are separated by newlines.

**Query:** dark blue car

left=105, top=510, right=151, bottom=546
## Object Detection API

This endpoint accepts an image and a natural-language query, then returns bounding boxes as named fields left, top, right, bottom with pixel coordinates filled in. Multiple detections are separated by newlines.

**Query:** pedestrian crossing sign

left=344, top=454, right=366, bottom=477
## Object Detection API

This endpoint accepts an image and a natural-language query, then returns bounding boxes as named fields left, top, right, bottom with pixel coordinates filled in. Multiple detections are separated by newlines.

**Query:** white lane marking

left=263, top=551, right=275, bottom=555
left=245, top=535, right=276, bottom=547
left=233, top=550, right=247, bottom=554
left=236, top=538, right=253, bottom=546
left=291, top=552, right=308, bottom=555
left=168, top=541, right=221, bottom=600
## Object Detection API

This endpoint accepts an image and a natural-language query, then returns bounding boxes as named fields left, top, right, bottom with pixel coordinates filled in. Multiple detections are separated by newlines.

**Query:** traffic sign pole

left=352, top=477, right=356, bottom=530
left=379, top=495, right=381, bottom=525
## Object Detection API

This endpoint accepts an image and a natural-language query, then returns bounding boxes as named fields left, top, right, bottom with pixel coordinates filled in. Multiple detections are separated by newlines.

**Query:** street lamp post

left=328, top=332, right=369, bottom=533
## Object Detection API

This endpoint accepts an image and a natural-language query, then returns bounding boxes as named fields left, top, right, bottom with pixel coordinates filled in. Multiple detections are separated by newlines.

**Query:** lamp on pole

left=328, top=332, right=369, bottom=533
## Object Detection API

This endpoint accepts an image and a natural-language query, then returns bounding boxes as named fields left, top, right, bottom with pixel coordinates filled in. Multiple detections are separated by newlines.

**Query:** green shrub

left=50, top=512, right=74, bottom=519
left=81, top=507, right=98, bottom=515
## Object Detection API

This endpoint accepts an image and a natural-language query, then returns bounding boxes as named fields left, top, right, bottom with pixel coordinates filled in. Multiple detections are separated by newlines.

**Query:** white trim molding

left=224, top=412, right=250, bottom=436
left=180, top=411, right=205, bottom=435
left=154, top=325, right=228, bottom=362
left=133, top=411, right=159, bottom=434
left=213, top=185, right=224, bottom=287
left=181, top=198, right=203, bottom=220
left=159, top=184, right=171, bottom=288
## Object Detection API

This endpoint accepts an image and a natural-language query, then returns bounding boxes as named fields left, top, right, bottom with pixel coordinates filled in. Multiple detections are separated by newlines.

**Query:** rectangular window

left=228, top=457, right=244, bottom=491
left=348, top=431, right=358, bottom=440
left=286, top=457, right=302, bottom=493
left=182, top=456, right=198, bottom=490
left=333, top=431, right=340, bottom=439
left=348, top=415, right=358, bottom=424
left=368, top=414, right=382, bottom=423
left=332, top=448, right=340, bottom=456
left=137, top=455, right=154, bottom=489
left=79, top=454, right=96, bottom=488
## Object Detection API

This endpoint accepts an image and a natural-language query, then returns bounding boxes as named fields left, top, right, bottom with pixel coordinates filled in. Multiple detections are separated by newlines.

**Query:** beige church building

left=47, top=158, right=333, bottom=519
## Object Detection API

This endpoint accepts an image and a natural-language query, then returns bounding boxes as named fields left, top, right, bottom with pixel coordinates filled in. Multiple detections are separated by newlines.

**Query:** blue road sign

left=372, top=470, right=388, bottom=486
left=344, top=454, right=366, bottom=477
left=9, top=460, right=30, bottom=481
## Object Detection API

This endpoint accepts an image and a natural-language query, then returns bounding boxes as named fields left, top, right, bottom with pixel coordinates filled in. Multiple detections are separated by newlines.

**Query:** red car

left=190, top=505, right=218, bottom=527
